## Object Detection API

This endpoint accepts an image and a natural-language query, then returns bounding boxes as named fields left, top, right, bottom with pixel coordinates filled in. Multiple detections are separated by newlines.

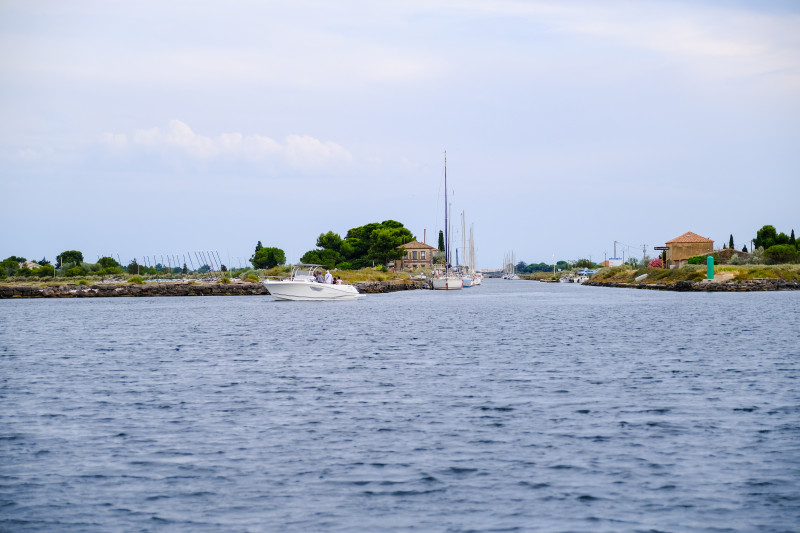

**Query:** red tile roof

left=666, top=231, right=713, bottom=244
left=396, top=240, right=437, bottom=250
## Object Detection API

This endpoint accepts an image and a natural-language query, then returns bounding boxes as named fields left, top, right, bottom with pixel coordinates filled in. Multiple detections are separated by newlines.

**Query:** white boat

left=433, top=152, right=462, bottom=291
left=263, top=264, right=362, bottom=301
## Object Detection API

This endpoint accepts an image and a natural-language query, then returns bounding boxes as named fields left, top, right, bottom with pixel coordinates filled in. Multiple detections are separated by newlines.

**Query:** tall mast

left=444, top=151, right=449, bottom=267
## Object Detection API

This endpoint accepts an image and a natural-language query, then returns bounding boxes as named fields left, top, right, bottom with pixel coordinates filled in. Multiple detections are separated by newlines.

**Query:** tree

left=742, top=245, right=748, bottom=253
left=57, top=250, right=83, bottom=267
left=754, top=225, right=777, bottom=250
left=316, top=231, right=343, bottom=252
left=97, top=256, right=120, bottom=269
left=183, top=263, right=188, bottom=274
left=791, top=229, right=796, bottom=247
left=251, top=247, right=286, bottom=269
left=438, top=230, right=445, bottom=252
left=367, top=227, right=407, bottom=265
left=729, top=234, right=734, bottom=249
left=127, top=260, right=141, bottom=275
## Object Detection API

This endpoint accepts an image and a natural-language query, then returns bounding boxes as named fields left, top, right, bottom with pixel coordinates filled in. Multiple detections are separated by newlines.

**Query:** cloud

left=103, top=120, right=352, bottom=169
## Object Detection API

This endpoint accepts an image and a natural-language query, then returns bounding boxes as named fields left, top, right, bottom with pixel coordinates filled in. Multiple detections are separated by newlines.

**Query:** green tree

left=251, top=247, right=286, bottom=269
left=438, top=230, right=445, bottom=252
left=367, top=227, right=407, bottom=265
left=57, top=250, right=83, bottom=267
left=729, top=234, right=734, bottom=249
left=742, top=245, right=748, bottom=253
left=300, top=248, right=343, bottom=269
left=754, top=225, right=777, bottom=250
left=316, top=231, right=343, bottom=252
left=1, top=257, right=23, bottom=277
left=791, top=229, right=796, bottom=247
left=763, top=244, right=799, bottom=264
left=97, top=256, right=120, bottom=269
left=255, top=241, right=263, bottom=253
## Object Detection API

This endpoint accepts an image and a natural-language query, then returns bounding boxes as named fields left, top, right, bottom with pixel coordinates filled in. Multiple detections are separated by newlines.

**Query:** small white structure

left=608, top=258, right=623, bottom=267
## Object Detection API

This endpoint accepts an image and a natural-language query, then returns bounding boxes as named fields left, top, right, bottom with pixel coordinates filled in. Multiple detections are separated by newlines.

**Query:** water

left=1, top=281, right=799, bottom=532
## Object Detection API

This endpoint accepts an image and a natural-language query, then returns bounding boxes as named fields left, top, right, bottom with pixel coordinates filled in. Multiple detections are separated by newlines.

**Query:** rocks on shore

left=0, top=281, right=269, bottom=298
left=0, top=279, right=434, bottom=298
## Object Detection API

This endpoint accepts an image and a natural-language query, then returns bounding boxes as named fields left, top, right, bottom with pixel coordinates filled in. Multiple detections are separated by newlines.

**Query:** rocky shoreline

left=583, top=278, right=800, bottom=291
left=0, top=279, right=432, bottom=299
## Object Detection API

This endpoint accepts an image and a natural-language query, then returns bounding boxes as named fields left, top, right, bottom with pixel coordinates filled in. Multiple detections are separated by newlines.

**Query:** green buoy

left=707, top=255, right=714, bottom=280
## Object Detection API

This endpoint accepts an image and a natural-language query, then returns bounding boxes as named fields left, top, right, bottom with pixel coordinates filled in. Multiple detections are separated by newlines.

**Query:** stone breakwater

left=355, top=279, right=432, bottom=293
left=0, top=281, right=269, bottom=298
left=0, top=279, right=432, bottom=298
left=583, top=279, right=800, bottom=291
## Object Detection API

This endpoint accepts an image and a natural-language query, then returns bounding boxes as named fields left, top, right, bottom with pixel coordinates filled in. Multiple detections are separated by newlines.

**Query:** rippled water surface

left=2, top=281, right=799, bottom=532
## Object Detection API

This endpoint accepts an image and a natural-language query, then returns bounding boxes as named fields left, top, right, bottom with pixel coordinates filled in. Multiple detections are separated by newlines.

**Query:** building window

left=412, top=251, right=418, bottom=259
left=420, top=251, right=426, bottom=260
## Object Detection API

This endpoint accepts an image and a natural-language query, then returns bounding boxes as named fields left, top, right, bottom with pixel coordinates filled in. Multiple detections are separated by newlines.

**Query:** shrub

left=127, top=276, right=144, bottom=284
left=77, top=279, right=89, bottom=286
left=648, top=258, right=663, bottom=268
left=65, top=266, right=86, bottom=277
left=763, top=244, right=799, bottom=264
left=747, top=247, right=765, bottom=264
left=245, top=274, right=259, bottom=283
left=218, top=276, right=231, bottom=284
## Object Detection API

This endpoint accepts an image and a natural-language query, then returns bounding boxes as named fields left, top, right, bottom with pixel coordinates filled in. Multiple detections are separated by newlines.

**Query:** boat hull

left=263, top=281, right=362, bottom=301
left=432, top=277, right=463, bottom=290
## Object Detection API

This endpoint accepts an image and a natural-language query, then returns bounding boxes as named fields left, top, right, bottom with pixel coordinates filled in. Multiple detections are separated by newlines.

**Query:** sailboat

left=432, top=152, right=463, bottom=290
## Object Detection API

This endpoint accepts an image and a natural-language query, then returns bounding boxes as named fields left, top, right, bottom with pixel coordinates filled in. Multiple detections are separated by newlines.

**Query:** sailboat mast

left=444, top=151, right=449, bottom=267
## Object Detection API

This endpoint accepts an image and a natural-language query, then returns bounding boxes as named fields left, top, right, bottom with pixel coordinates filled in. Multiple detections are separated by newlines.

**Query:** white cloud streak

left=102, top=120, right=352, bottom=168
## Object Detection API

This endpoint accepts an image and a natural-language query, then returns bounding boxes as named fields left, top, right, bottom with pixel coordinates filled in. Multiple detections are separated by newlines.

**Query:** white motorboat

left=263, top=264, right=362, bottom=301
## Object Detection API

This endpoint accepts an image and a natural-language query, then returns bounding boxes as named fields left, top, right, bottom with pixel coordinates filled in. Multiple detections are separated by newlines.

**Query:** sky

left=1, top=0, right=798, bottom=269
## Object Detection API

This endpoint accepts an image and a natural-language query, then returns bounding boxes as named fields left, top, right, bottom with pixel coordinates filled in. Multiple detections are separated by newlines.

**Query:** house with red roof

left=664, top=231, right=714, bottom=267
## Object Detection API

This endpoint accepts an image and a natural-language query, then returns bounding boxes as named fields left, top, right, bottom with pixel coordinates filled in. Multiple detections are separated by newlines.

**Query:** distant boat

left=263, top=264, right=362, bottom=301
left=432, top=152, right=462, bottom=291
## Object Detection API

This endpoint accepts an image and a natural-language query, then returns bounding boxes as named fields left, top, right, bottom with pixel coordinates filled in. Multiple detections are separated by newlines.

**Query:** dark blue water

left=1, top=281, right=799, bottom=532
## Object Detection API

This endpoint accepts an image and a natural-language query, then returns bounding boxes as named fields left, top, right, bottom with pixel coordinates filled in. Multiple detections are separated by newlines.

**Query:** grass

left=588, top=264, right=800, bottom=284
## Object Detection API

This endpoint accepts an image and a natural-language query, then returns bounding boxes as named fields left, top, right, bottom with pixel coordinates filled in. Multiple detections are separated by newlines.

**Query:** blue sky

left=2, top=0, right=798, bottom=268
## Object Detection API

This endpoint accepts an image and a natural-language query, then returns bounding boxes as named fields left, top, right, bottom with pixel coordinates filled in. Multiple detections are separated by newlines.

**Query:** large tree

left=250, top=246, right=286, bottom=269
left=300, top=220, right=415, bottom=269
left=438, top=230, right=445, bottom=251
left=57, top=250, right=83, bottom=267
left=754, top=225, right=777, bottom=250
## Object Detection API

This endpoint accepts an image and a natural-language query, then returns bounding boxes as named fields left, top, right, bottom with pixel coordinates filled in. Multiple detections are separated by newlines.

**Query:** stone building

left=394, top=240, right=437, bottom=270
left=665, top=231, right=714, bottom=267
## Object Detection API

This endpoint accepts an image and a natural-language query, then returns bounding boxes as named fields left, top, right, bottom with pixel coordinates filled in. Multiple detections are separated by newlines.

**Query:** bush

left=763, top=244, right=799, bottom=264
left=218, top=276, right=231, bottom=284
left=65, top=266, right=86, bottom=277
left=77, top=279, right=89, bottom=286
left=127, top=276, right=144, bottom=284
left=648, top=258, right=663, bottom=268
left=687, top=256, right=707, bottom=265
left=245, top=274, right=259, bottom=283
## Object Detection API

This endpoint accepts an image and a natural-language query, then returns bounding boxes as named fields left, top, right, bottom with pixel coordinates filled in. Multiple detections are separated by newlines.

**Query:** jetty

left=0, top=279, right=432, bottom=299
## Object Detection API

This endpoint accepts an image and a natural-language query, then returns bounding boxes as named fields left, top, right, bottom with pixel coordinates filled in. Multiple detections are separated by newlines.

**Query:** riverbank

left=583, top=278, right=800, bottom=291
left=582, top=264, right=800, bottom=291
left=0, top=278, right=432, bottom=298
